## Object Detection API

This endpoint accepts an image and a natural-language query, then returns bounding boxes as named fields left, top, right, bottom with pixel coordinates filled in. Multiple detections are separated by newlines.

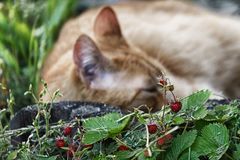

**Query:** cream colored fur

left=42, top=1, right=240, bottom=111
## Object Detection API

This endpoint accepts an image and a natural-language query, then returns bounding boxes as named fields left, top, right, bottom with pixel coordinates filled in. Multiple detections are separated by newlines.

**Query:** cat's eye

left=142, top=86, right=158, bottom=93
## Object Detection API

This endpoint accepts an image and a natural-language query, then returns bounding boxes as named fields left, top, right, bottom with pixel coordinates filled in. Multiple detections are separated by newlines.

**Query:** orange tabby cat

left=41, top=1, right=240, bottom=111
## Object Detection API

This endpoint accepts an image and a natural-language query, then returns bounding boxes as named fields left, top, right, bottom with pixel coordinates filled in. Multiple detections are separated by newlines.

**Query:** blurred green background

left=0, top=0, right=79, bottom=111
left=0, top=0, right=240, bottom=112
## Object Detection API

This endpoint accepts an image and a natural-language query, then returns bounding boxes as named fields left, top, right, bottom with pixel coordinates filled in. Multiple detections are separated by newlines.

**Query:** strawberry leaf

left=181, top=90, right=211, bottom=111
left=165, top=130, right=197, bottom=160
left=178, top=150, right=199, bottom=160
left=82, top=113, right=130, bottom=144
left=193, top=106, right=208, bottom=120
left=173, top=116, right=185, bottom=125
left=192, top=123, right=230, bottom=160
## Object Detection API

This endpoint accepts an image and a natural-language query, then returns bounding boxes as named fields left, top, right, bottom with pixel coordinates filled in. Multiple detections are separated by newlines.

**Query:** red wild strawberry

left=118, top=145, right=129, bottom=151
left=63, top=126, right=72, bottom=136
left=55, top=137, right=65, bottom=148
left=170, top=101, right=182, bottom=113
left=165, top=133, right=173, bottom=141
left=147, top=123, right=158, bottom=134
left=157, top=137, right=165, bottom=146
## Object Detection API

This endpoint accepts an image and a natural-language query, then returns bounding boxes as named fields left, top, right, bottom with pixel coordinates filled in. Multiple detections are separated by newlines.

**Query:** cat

left=41, top=1, right=240, bottom=111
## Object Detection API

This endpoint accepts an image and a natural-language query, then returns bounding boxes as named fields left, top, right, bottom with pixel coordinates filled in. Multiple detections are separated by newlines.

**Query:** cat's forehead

left=111, top=52, right=162, bottom=75
left=95, top=38, right=162, bottom=75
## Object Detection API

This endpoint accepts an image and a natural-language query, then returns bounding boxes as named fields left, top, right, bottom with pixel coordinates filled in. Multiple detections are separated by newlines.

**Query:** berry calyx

left=55, top=137, right=65, bottom=148
left=63, top=126, right=72, bottom=136
left=157, top=137, right=165, bottom=146
left=170, top=101, right=182, bottom=113
left=168, top=85, right=174, bottom=91
left=118, top=145, right=129, bottom=151
left=147, top=123, right=158, bottom=134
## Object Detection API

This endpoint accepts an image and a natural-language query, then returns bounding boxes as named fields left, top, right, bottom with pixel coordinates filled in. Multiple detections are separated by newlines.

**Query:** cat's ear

left=94, top=6, right=122, bottom=39
left=73, top=34, right=113, bottom=88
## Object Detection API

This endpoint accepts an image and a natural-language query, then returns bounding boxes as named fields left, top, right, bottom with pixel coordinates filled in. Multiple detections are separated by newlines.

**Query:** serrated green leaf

left=205, top=104, right=239, bottom=122
left=173, top=116, right=185, bottom=125
left=192, top=123, right=229, bottom=160
left=82, top=130, right=108, bottom=145
left=164, top=114, right=173, bottom=124
left=181, top=90, right=211, bottom=111
left=82, top=113, right=130, bottom=144
left=124, top=130, right=146, bottom=148
left=165, top=130, right=197, bottom=160
left=178, top=150, right=199, bottom=160
left=193, top=106, right=208, bottom=120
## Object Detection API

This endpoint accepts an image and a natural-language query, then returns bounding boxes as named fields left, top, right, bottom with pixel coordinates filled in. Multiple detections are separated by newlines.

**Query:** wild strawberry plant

left=0, top=78, right=239, bottom=160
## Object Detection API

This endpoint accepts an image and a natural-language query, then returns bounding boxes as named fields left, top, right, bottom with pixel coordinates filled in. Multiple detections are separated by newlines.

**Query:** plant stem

left=170, top=91, right=177, bottom=102
left=44, top=86, right=54, bottom=137
left=188, top=147, right=191, bottom=160
left=224, top=153, right=234, bottom=160
left=34, top=110, right=43, bottom=152
left=183, top=120, right=189, bottom=133
left=0, top=121, right=70, bottom=138
left=145, top=124, right=152, bottom=157
left=117, top=112, right=135, bottom=123
left=161, top=90, right=167, bottom=130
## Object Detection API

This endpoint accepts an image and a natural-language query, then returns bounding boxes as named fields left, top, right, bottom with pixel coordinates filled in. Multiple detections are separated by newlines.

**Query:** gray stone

left=10, top=101, right=122, bottom=146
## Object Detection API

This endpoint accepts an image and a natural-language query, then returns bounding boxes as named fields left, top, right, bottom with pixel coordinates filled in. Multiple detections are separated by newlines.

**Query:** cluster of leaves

left=0, top=0, right=78, bottom=109
left=0, top=90, right=239, bottom=160
left=79, top=90, right=239, bottom=160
